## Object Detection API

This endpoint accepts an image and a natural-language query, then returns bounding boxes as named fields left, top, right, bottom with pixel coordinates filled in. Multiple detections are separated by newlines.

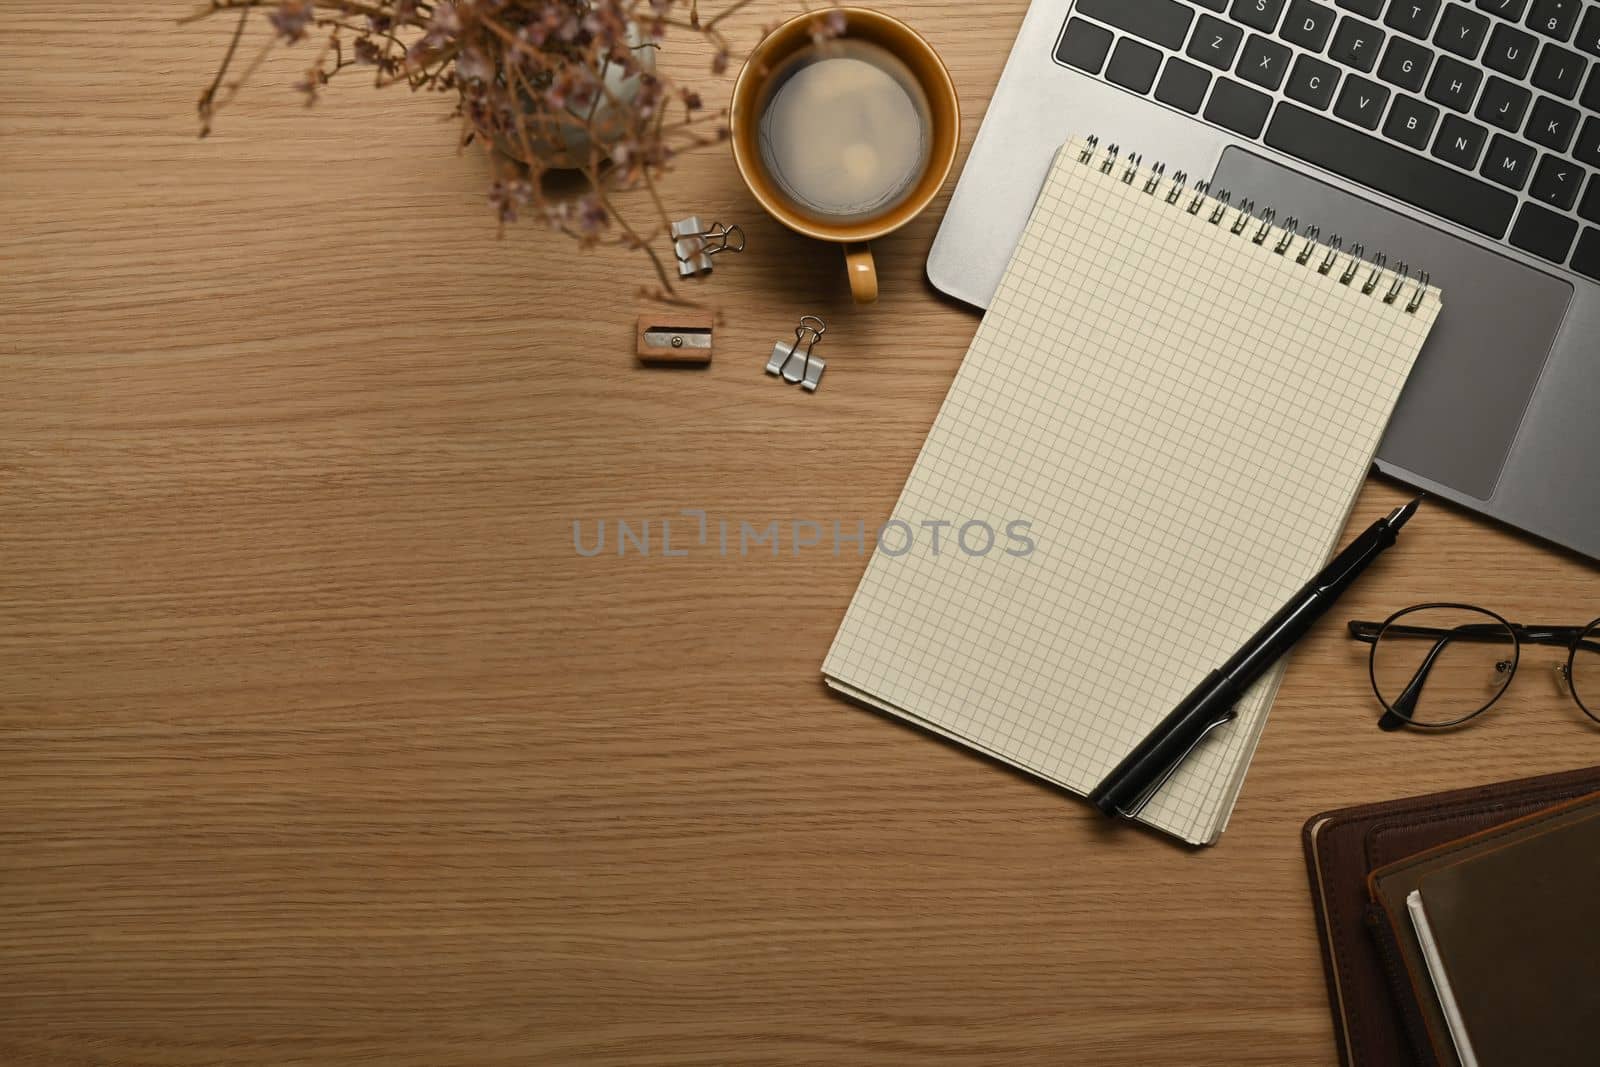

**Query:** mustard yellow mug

left=729, top=8, right=960, bottom=304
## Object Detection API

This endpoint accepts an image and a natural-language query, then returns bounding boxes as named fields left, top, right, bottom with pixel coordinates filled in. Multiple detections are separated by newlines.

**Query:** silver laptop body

left=930, top=0, right=1600, bottom=559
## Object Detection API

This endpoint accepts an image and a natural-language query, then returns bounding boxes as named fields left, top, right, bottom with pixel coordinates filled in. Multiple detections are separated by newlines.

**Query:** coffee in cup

left=755, top=39, right=934, bottom=225
left=731, top=10, right=960, bottom=305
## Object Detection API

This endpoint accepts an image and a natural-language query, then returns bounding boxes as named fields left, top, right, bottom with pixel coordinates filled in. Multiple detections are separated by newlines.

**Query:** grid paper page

left=823, top=140, right=1443, bottom=845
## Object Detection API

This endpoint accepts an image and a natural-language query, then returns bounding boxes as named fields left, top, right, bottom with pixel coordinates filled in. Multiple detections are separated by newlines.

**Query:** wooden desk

left=2, top=3, right=1595, bottom=1063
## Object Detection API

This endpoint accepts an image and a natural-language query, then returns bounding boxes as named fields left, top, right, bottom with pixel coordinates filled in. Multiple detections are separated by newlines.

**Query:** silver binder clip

left=672, top=216, right=746, bottom=277
left=765, top=315, right=827, bottom=392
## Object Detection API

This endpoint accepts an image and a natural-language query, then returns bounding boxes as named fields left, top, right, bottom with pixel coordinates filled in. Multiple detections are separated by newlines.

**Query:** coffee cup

left=730, top=8, right=960, bottom=304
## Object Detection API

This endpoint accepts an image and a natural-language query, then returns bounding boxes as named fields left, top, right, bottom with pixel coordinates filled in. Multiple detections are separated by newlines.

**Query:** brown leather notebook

left=1301, top=766, right=1600, bottom=1067
left=1383, top=795, right=1600, bottom=1067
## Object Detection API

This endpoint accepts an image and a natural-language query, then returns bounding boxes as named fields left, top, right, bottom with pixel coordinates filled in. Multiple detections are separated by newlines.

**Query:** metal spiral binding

left=1319, top=238, right=1343, bottom=276
left=1296, top=227, right=1320, bottom=265
left=1074, top=138, right=1430, bottom=313
left=1229, top=199, right=1255, bottom=234
left=1339, top=244, right=1366, bottom=284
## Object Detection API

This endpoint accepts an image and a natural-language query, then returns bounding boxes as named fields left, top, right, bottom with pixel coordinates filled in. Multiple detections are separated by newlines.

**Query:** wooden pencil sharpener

left=636, top=312, right=715, bottom=366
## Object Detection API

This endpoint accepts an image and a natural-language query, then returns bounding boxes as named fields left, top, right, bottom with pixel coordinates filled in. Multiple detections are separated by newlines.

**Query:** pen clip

left=1114, top=713, right=1236, bottom=819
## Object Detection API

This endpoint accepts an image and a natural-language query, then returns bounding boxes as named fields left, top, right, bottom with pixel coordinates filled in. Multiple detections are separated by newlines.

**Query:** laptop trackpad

left=1213, top=148, right=1572, bottom=501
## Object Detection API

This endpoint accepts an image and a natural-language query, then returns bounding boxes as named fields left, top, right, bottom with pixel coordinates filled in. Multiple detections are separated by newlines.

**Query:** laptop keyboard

left=1055, top=0, right=1600, bottom=281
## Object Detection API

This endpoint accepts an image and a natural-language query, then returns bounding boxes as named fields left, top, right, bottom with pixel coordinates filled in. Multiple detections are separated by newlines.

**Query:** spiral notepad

left=823, top=137, right=1444, bottom=846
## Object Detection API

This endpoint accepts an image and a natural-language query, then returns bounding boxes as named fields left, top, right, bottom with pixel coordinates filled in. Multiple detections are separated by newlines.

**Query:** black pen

left=1088, top=496, right=1425, bottom=821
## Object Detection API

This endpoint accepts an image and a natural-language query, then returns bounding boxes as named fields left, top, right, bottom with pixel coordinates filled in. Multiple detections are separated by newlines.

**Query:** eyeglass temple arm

left=1516, top=626, right=1600, bottom=654
left=1344, top=623, right=1514, bottom=731
left=1348, top=620, right=1385, bottom=642
left=1349, top=620, right=1596, bottom=651
left=1378, top=634, right=1456, bottom=731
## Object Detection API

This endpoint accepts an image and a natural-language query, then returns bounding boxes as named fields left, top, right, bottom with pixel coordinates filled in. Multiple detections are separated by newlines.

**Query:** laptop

left=929, top=0, right=1600, bottom=560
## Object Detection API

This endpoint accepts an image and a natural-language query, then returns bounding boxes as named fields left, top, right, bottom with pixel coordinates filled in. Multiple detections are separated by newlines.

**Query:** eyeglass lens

left=1572, top=621, right=1600, bottom=722
left=1372, top=605, right=1517, bottom=728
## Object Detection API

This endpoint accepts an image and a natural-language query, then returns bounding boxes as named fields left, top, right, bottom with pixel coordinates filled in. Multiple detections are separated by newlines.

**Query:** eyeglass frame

left=1347, top=602, right=1600, bottom=730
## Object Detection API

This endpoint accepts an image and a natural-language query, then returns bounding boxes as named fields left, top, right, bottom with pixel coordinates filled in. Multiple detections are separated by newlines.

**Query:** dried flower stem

left=198, top=8, right=252, bottom=136
left=187, top=0, right=766, bottom=299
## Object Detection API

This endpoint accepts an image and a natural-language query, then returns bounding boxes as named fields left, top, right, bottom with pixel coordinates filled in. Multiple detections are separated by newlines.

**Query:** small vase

left=485, top=23, right=656, bottom=171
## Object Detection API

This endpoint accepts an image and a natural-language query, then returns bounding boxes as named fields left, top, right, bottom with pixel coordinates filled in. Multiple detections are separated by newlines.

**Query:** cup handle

left=844, top=243, right=879, bottom=305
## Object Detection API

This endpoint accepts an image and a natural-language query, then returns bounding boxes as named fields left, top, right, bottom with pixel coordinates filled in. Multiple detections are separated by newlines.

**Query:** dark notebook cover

left=1301, top=766, right=1600, bottom=1067
left=1413, top=800, right=1600, bottom=1066
left=1367, top=793, right=1600, bottom=1065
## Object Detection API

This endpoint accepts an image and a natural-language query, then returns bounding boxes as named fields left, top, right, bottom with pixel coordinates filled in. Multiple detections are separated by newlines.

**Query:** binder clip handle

left=765, top=315, right=828, bottom=392
left=781, top=315, right=826, bottom=382
left=699, top=222, right=746, bottom=258
left=672, top=216, right=747, bottom=277
left=794, top=314, right=826, bottom=345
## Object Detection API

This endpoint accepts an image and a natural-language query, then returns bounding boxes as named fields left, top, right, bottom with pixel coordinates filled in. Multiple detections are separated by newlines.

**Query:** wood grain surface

left=2, top=3, right=1596, bottom=1064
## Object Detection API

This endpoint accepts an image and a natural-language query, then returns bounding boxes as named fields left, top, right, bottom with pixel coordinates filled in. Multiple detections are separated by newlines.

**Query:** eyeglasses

left=1348, top=604, right=1600, bottom=730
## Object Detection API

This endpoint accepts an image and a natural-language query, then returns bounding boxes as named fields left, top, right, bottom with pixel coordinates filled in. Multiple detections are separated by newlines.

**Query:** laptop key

left=1189, top=15, right=1246, bottom=69
left=1435, top=5, right=1492, bottom=57
left=1576, top=116, right=1600, bottom=167
left=1380, top=36, right=1437, bottom=89
left=1526, top=95, right=1580, bottom=150
left=1205, top=77, right=1275, bottom=136
left=1239, top=34, right=1294, bottom=89
left=1056, top=17, right=1114, bottom=74
left=1529, top=154, right=1586, bottom=208
left=1155, top=56, right=1215, bottom=113
left=1477, top=0, right=1530, bottom=19
left=1335, top=74, right=1393, bottom=127
left=1264, top=101, right=1518, bottom=236
left=1075, top=0, right=1195, bottom=50
left=1106, top=37, right=1165, bottom=93
left=1231, top=0, right=1289, bottom=33
left=1525, top=0, right=1580, bottom=41
left=1283, top=0, right=1338, bottom=49
left=1481, top=132, right=1538, bottom=188
left=1337, top=0, right=1384, bottom=16
left=1331, top=15, right=1387, bottom=70
left=1581, top=175, right=1600, bottom=222
left=1286, top=53, right=1343, bottom=107
left=1509, top=201, right=1579, bottom=261
left=1435, top=112, right=1492, bottom=165
left=1578, top=7, right=1600, bottom=58
left=1388, top=0, right=1444, bottom=39
left=1573, top=227, right=1600, bottom=281
left=1530, top=42, right=1586, bottom=97
left=1386, top=93, right=1442, bottom=146
left=1586, top=65, right=1600, bottom=108
left=1427, top=54, right=1485, bottom=109
left=1476, top=75, right=1533, bottom=129
left=1484, top=21, right=1539, bottom=74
